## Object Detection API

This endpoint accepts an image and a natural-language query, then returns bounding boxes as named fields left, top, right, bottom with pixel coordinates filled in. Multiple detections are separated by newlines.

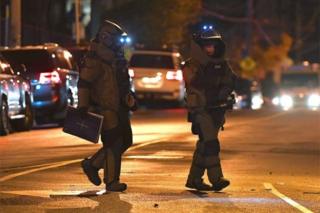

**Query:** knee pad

left=101, top=126, right=122, bottom=147
left=204, top=139, right=220, bottom=156
left=193, top=151, right=206, bottom=168
left=204, top=155, right=220, bottom=168
left=195, top=140, right=206, bottom=154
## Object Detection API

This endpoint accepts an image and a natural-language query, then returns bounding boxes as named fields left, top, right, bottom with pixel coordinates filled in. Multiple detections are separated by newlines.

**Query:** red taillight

left=166, top=70, right=183, bottom=81
left=39, top=71, right=61, bottom=84
left=128, top=69, right=135, bottom=78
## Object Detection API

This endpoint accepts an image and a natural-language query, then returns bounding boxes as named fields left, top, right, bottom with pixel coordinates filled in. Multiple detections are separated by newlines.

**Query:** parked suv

left=1, top=44, right=79, bottom=124
left=129, top=50, right=184, bottom=103
left=0, top=54, right=33, bottom=135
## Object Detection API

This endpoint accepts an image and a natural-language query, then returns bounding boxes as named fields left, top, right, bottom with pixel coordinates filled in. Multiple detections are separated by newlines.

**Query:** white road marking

left=0, top=189, right=107, bottom=198
left=0, top=160, right=81, bottom=182
left=264, top=182, right=314, bottom=213
left=0, top=190, right=86, bottom=198
left=1, top=162, right=72, bottom=172
left=0, top=139, right=167, bottom=183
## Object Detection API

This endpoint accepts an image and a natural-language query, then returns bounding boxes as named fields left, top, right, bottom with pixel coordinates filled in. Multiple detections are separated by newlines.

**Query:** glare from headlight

left=307, top=94, right=320, bottom=108
left=280, top=95, right=293, bottom=110
left=272, top=97, right=280, bottom=106
left=252, top=95, right=263, bottom=110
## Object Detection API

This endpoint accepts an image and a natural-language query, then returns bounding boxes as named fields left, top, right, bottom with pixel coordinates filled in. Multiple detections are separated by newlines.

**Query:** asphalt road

left=0, top=108, right=319, bottom=213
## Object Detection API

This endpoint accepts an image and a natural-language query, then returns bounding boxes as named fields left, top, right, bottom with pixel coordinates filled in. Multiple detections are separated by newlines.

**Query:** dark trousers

left=187, top=109, right=225, bottom=184
left=89, top=110, right=132, bottom=184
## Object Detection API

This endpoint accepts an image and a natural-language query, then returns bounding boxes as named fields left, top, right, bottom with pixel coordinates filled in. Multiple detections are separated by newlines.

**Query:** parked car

left=129, top=50, right=184, bottom=104
left=0, top=54, right=33, bottom=135
left=1, top=44, right=79, bottom=124
left=234, top=77, right=263, bottom=110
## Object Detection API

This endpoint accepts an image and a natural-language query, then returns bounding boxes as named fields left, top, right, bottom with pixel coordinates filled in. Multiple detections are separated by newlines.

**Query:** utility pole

left=75, top=0, right=81, bottom=45
left=295, top=0, right=302, bottom=63
left=318, top=1, right=320, bottom=62
left=0, top=3, right=1, bottom=45
left=4, top=1, right=10, bottom=46
left=245, top=0, right=254, bottom=57
left=10, top=0, right=21, bottom=46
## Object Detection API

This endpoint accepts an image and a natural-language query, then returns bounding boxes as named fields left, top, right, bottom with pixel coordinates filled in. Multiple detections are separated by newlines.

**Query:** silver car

left=129, top=50, right=184, bottom=103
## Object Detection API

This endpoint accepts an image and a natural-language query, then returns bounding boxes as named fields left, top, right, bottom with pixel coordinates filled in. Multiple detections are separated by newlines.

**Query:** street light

left=75, top=0, right=81, bottom=45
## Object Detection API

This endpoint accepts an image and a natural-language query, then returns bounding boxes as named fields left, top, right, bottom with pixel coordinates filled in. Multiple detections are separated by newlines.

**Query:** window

left=130, top=54, right=174, bottom=69
left=281, top=73, right=319, bottom=88
left=1, top=50, right=54, bottom=73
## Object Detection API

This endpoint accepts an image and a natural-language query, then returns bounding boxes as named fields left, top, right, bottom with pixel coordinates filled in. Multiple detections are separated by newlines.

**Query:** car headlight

left=307, top=94, right=320, bottom=108
left=280, top=95, right=293, bottom=109
left=252, top=95, right=263, bottom=110
left=272, top=97, right=280, bottom=106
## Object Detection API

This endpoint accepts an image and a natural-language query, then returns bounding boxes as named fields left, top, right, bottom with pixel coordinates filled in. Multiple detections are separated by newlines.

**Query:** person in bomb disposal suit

left=183, top=25, right=237, bottom=191
left=78, top=20, right=137, bottom=192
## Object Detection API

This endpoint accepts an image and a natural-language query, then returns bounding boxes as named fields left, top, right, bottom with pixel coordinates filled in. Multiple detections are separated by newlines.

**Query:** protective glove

left=125, top=92, right=138, bottom=111
left=224, top=94, right=236, bottom=110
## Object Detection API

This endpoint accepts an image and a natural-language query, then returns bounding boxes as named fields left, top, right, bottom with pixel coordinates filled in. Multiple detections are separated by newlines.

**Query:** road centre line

left=0, top=139, right=168, bottom=183
left=0, top=160, right=81, bottom=182
left=264, top=182, right=313, bottom=213
left=229, top=110, right=288, bottom=127
left=0, top=111, right=289, bottom=183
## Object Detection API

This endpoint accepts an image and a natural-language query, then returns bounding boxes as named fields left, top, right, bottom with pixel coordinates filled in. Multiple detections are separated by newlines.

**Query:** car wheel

left=0, top=100, right=11, bottom=136
left=12, top=96, right=34, bottom=131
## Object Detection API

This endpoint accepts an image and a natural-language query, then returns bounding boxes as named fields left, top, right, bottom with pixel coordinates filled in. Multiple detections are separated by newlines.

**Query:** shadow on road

left=46, top=191, right=132, bottom=213
left=187, top=189, right=209, bottom=198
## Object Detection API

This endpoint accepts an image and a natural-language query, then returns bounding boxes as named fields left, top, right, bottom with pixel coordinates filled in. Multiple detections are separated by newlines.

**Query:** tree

left=250, top=33, right=293, bottom=80
left=103, top=0, right=201, bottom=47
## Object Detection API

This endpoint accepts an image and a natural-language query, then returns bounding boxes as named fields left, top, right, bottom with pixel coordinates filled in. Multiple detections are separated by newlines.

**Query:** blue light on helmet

left=126, top=37, right=131, bottom=43
left=202, top=24, right=214, bottom=31
left=120, top=38, right=125, bottom=43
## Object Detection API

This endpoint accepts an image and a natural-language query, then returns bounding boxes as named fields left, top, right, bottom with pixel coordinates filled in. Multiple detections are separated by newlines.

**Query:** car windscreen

left=130, top=54, right=174, bottom=69
left=1, top=50, right=54, bottom=73
left=281, top=73, right=319, bottom=88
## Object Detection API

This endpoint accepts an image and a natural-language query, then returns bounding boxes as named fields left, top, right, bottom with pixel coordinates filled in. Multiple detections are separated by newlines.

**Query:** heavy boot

left=206, top=155, right=230, bottom=191
left=104, top=147, right=127, bottom=192
left=186, top=150, right=212, bottom=191
left=106, top=180, right=127, bottom=192
left=186, top=178, right=212, bottom=191
left=212, top=177, right=230, bottom=192
left=81, top=158, right=101, bottom=186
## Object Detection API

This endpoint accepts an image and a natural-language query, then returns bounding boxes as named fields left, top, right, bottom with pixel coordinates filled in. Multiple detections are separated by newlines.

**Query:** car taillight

left=166, top=70, right=183, bottom=81
left=39, top=71, right=61, bottom=84
left=128, top=69, right=135, bottom=78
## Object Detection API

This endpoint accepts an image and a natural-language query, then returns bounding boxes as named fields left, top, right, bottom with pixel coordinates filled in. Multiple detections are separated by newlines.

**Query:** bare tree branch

left=202, top=9, right=251, bottom=23
left=202, top=8, right=274, bottom=45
